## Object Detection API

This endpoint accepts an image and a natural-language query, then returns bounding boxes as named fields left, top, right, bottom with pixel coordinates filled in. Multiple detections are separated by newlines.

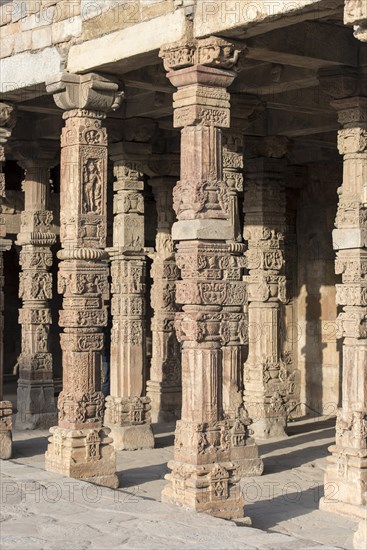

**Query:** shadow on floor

left=151, top=422, right=176, bottom=448
left=286, top=417, right=335, bottom=436
left=12, top=435, right=49, bottom=459
left=117, top=462, right=169, bottom=489
left=245, top=486, right=325, bottom=531
left=262, top=440, right=331, bottom=474
left=259, top=425, right=335, bottom=456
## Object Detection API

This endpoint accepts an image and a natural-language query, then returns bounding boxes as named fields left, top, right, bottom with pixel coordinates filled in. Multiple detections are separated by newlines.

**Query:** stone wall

left=0, top=0, right=175, bottom=59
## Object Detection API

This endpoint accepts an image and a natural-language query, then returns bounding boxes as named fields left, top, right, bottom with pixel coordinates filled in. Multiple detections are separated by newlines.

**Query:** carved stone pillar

left=221, top=130, right=263, bottom=475
left=14, top=141, right=57, bottom=429
left=222, top=130, right=244, bottom=244
left=221, top=129, right=246, bottom=418
left=0, top=103, right=15, bottom=460
left=243, top=136, right=295, bottom=439
left=146, top=176, right=181, bottom=422
left=159, top=38, right=256, bottom=520
left=318, top=69, right=367, bottom=520
left=44, top=72, right=123, bottom=487
left=344, top=0, right=367, bottom=41
left=104, top=141, right=154, bottom=450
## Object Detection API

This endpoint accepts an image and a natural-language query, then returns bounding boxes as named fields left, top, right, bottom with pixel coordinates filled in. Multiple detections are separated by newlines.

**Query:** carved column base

left=319, top=445, right=367, bottom=520
left=354, top=519, right=367, bottom=550
left=16, top=381, right=56, bottom=429
left=146, top=380, right=181, bottom=423
left=107, top=424, right=155, bottom=451
left=162, top=460, right=248, bottom=520
left=104, top=396, right=155, bottom=450
left=0, top=401, right=13, bottom=459
left=231, top=439, right=264, bottom=477
left=246, top=405, right=288, bottom=440
left=45, top=426, right=119, bottom=488
left=162, top=417, right=259, bottom=518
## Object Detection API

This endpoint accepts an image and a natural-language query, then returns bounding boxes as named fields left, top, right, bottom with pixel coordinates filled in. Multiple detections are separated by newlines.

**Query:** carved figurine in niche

left=36, top=325, right=49, bottom=352
left=82, top=159, right=102, bottom=214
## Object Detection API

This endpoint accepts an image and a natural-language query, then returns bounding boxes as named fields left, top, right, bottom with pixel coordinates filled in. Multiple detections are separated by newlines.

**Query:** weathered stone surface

left=0, top=103, right=16, bottom=460
left=67, top=9, right=187, bottom=74
left=0, top=429, right=11, bottom=459
left=194, top=0, right=344, bottom=39
left=243, top=138, right=296, bottom=440
left=160, top=38, right=259, bottom=519
left=0, top=47, right=62, bottom=93
left=147, top=175, right=182, bottom=423
left=106, top=135, right=154, bottom=450
left=108, top=423, right=155, bottom=451
left=13, top=140, right=58, bottom=430
left=354, top=519, right=367, bottom=550
left=318, top=70, right=367, bottom=521
left=44, top=72, right=122, bottom=487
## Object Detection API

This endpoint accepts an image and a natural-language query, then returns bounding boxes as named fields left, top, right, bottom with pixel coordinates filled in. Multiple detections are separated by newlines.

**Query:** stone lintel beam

left=247, top=21, right=359, bottom=69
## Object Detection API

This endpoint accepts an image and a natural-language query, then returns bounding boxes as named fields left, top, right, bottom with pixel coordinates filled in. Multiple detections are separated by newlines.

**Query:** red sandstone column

left=243, top=136, right=296, bottom=439
left=147, top=175, right=182, bottom=422
left=44, top=72, right=123, bottom=487
left=105, top=139, right=155, bottom=450
left=14, top=141, right=58, bottom=429
left=159, top=37, right=255, bottom=519
left=319, top=68, right=367, bottom=521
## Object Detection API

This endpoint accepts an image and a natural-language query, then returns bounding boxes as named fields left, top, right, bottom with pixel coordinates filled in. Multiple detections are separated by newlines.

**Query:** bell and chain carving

left=44, top=72, right=123, bottom=488
left=318, top=68, right=367, bottom=520
left=159, top=37, right=261, bottom=520
left=0, top=102, right=16, bottom=459
left=105, top=136, right=155, bottom=451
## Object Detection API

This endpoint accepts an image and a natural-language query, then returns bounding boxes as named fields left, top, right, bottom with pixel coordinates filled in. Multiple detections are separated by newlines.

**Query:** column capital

left=344, top=0, right=367, bottom=41
left=0, top=102, right=17, bottom=151
left=159, top=36, right=246, bottom=73
left=160, top=38, right=246, bottom=129
left=46, top=72, right=124, bottom=114
left=12, top=140, right=59, bottom=171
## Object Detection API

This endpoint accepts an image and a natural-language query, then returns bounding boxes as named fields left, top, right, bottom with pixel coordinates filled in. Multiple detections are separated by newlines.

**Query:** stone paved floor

left=0, top=416, right=362, bottom=549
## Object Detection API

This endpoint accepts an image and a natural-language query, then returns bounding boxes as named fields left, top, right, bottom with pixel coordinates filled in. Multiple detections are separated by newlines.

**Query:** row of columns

left=0, top=103, right=15, bottom=459
left=0, top=32, right=365, bottom=525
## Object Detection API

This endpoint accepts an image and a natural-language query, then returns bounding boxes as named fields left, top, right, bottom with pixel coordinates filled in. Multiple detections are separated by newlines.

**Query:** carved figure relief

left=82, top=159, right=103, bottom=214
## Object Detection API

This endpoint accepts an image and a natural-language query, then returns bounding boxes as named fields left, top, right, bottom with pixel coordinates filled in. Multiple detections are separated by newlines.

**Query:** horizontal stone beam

left=267, top=108, right=338, bottom=136
left=194, top=0, right=343, bottom=38
left=233, top=65, right=318, bottom=95
left=246, top=21, right=359, bottom=69
left=67, top=10, right=187, bottom=75
left=0, top=47, right=62, bottom=97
